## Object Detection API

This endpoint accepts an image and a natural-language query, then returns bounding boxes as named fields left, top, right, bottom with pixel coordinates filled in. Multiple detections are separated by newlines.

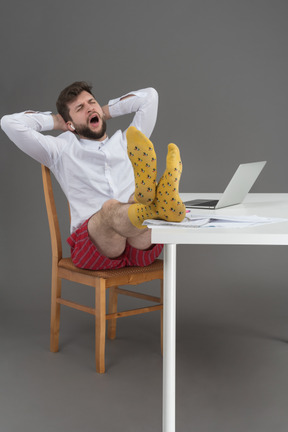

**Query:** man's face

left=67, top=91, right=107, bottom=140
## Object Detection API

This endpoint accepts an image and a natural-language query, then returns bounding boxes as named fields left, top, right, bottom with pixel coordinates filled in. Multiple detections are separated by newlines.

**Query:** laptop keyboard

left=184, top=199, right=219, bottom=208
left=198, top=200, right=218, bottom=207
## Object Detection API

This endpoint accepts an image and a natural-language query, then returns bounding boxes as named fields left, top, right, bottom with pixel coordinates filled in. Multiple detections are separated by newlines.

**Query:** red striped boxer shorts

left=67, top=219, right=163, bottom=271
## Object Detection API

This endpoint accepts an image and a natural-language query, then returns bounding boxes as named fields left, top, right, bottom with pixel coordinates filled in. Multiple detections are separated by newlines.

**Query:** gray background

left=1, top=1, right=288, bottom=431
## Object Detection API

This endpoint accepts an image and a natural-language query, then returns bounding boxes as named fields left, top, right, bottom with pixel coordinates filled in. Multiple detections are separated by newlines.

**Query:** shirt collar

left=79, top=136, right=109, bottom=146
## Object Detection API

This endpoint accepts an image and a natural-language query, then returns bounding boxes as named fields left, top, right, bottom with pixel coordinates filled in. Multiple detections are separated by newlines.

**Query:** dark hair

left=56, top=81, right=94, bottom=122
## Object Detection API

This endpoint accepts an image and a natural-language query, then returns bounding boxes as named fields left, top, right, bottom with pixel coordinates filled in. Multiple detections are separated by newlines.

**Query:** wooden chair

left=41, top=164, right=163, bottom=373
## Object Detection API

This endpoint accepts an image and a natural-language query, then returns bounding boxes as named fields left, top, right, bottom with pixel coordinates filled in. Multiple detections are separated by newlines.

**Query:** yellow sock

left=153, top=143, right=186, bottom=222
left=128, top=202, right=156, bottom=229
left=127, top=126, right=157, bottom=204
left=128, top=143, right=186, bottom=229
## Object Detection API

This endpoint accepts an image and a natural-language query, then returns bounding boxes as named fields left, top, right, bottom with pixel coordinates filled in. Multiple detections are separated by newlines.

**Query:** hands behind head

left=52, top=113, right=70, bottom=132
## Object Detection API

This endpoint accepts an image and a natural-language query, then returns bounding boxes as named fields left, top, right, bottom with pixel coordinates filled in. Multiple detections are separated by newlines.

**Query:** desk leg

left=163, top=244, right=177, bottom=432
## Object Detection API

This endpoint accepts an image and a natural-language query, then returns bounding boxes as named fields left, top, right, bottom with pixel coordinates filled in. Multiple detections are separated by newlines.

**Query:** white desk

left=150, top=194, right=288, bottom=432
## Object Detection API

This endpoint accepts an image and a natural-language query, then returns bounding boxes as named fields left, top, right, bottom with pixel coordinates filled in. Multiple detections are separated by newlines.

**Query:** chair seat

left=58, top=257, right=163, bottom=280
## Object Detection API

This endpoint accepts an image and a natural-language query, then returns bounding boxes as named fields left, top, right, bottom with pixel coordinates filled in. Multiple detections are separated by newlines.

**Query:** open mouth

left=89, top=114, right=100, bottom=127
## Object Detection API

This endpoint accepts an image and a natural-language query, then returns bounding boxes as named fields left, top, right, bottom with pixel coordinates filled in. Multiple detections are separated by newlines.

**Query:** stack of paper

left=143, top=213, right=287, bottom=229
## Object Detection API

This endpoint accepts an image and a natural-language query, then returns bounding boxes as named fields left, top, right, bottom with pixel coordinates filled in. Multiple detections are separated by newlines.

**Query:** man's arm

left=1, top=111, right=65, bottom=168
left=101, top=95, right=134, bottom=121
left=107, top=88, right=158, bottom=138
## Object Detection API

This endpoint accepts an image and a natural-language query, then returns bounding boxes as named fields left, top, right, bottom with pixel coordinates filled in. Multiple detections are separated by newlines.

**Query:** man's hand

left=52, top=114, right=69, bottom=131
left=101, top=105, right=111, bottom=120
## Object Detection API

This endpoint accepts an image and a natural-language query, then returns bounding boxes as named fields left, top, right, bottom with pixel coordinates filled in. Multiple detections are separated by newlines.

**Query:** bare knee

left=90, top=199, right=121, bottom=229
left=100, top=199, right=120, bottom=218
left=87, top=200, right=126, bottom=258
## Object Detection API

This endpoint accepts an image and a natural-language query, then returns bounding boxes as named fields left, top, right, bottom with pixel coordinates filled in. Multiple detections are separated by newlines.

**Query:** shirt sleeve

left=108, top=87, right=158, bottom=138
left=1, top=111, right=63, bottom=168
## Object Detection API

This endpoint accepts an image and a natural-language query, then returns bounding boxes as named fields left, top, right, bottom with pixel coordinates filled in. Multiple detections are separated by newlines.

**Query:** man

left=1, top=82, right=185, bottom=270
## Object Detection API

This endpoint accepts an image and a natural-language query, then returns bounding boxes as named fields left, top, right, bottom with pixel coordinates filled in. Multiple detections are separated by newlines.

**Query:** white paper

left=143, top=213, right=287, bottom=229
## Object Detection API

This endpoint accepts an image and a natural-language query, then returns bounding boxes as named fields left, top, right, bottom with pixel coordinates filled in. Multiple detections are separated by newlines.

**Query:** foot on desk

left=128, top=143, right=186, bottom=228
left=154, top=143, right=186, bottom=222
left=126, top=126, right=157, bottom=204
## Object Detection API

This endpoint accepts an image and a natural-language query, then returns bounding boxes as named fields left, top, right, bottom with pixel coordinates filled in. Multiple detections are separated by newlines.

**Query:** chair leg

left=107, top=286, right=118, bottom=340
left=160, top=279, right=163, bottom=356
left=50, top=262, right=61, bottom=352
left=95, top=279, right=106, bottom=373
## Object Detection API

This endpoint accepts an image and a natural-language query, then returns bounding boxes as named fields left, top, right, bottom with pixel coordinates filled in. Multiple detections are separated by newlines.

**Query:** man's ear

left=67, top=122, right=76, bottom=131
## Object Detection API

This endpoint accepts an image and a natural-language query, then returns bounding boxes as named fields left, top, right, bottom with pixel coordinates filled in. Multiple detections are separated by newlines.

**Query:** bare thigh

left=87, top=199, right=152, bottom=259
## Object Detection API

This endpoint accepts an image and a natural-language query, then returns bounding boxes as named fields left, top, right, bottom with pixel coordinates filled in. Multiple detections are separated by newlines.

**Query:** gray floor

left=2, top=246, right=288, bottom=432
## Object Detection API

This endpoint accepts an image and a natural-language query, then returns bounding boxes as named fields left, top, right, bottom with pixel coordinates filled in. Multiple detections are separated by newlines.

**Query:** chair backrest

left=41, top=164, right=62, bottom=261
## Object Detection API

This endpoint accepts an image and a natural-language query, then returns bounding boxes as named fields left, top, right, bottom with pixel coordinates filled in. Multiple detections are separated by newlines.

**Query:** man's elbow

left=1, top=114, right=23, bottom=139
left=0, top=115, right=10, bottom=134
left=146, top=87, right=159, bottom=103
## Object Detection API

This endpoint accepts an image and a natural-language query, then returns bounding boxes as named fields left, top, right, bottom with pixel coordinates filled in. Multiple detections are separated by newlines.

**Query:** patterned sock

left=127, top=126, right=157, bottom=204
left=128, top=143, right=186, bottom=229
left=153, top=143, right=186, bottom=222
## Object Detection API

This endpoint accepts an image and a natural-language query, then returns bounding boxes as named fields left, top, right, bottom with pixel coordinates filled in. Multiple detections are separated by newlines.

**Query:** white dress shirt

left=1, top=88, right=158, bottom=233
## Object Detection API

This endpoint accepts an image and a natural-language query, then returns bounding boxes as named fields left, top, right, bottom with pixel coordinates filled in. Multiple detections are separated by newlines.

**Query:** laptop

left=184, top=161, right=267, bottom=209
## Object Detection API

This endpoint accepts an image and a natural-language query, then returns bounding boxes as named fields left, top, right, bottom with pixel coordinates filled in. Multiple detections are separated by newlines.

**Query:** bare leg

left=88, top=130, right=184, bottom=258
left=87, top=199, right=152, bottom=259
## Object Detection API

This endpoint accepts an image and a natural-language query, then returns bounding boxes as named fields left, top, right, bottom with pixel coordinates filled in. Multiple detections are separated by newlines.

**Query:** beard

left=75, top=118, right=107, bottom=140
